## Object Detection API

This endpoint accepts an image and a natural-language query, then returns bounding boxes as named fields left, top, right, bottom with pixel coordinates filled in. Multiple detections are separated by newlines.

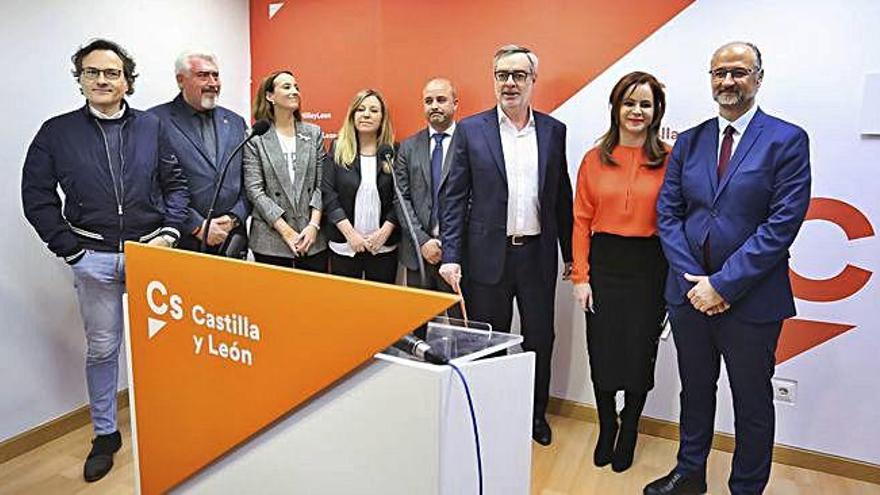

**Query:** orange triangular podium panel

left=124, top=243, right=457, bottom=494
left=777, top=318, right=855, bottom=364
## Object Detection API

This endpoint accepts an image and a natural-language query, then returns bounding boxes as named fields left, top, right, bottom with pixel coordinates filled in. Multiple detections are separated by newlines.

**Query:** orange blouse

left=571, top=145, right=670, bottom=283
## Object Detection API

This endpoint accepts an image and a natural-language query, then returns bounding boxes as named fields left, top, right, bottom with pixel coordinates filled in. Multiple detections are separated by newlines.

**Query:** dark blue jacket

left=439, top=108, right=573, bottom=286
left=149, top=94, right=250, bottom=248
left=21, top=103, right=190, bottom=263
left=657, top=108, right=811, bottom=322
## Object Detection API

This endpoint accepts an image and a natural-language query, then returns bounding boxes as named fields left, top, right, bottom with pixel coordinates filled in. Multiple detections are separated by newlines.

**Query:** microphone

left=377, top=143, right=394, bottom=163
left=250, top=119, right=272, bottom=137
left=380, top=143, right=427, bottom=287
left=393, top=333, right=449, bottom=365
left=200, top=119, right=271, bottom=254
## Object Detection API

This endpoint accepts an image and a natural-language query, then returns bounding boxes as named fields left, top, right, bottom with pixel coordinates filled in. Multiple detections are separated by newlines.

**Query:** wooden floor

left=1, top=410, right=877, bottom=494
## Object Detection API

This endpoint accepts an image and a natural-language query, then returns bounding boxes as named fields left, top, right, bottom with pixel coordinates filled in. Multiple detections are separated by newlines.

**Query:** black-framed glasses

left=494, top=70, right=531, bottom=84
left=81, top=67, right=123, bottom=81
left=709, top=67, right=757, bottom=81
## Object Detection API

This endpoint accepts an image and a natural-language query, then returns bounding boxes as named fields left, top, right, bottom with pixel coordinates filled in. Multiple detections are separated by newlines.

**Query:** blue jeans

left=71, top=250, right=126, bottom=435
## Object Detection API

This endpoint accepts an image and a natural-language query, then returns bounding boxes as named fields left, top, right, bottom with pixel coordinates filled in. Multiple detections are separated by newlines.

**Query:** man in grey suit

left=394, top=78, right=462, bottom=311
left=150, top=50, right=251, bottom=256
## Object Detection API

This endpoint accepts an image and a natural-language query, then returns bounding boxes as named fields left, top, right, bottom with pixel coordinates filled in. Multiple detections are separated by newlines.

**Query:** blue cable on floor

left=449, top=362, right=483, bottom=495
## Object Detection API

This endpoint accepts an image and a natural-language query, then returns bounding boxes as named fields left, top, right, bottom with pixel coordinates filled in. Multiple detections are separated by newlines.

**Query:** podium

left=123, top=245, right=535, bottom=494
left=172, top=320, right=534, bottom=494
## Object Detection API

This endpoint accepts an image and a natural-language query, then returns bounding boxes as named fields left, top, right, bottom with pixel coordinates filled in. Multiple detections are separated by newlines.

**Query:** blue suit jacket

left=439, top=108, right=573, bottom=286
left=149, top=94, right=250, bottom=236
left=657, top=108, right=811, bottom=323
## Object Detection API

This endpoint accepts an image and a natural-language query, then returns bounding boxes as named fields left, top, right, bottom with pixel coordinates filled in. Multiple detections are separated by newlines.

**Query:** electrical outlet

left=772, top=378, right=797, bottom=406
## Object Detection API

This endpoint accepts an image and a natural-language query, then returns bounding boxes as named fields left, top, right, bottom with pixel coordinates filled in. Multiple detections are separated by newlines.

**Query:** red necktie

left=717, top=125, right=735, bottom=180
left=704, top=125, right=736, bottom=270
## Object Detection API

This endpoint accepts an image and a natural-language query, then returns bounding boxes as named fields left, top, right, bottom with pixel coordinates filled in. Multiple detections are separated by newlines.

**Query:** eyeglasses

left=709, top=67, right=758, bottom=81
left=193, top=71, right=220, bottom=81
left=81, top=67, right=123, bottom=81
left=494, top=70, right=532, bottom=84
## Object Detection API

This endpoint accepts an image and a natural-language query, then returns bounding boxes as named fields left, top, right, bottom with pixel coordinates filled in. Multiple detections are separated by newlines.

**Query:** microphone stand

left=200, top=125, right=264, bottom=253
left=383, top=148, right=427, bottom=288
left=381, top=144, right=457, bottom=364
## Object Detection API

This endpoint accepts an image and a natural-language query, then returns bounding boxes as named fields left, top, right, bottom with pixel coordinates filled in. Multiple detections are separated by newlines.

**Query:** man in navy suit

left=439, top=45, right=573, bottom=446
left=150, top=50, right=250, bottom=255
left=646, top=42, right=811, bottom=495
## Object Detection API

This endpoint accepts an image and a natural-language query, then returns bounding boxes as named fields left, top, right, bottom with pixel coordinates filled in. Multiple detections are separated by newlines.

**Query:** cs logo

left=145, top=280, right=185, bottom=339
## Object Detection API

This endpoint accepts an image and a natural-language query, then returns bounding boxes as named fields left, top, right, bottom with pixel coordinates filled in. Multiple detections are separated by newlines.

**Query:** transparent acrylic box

left=382, top=316, right=523, bottom=364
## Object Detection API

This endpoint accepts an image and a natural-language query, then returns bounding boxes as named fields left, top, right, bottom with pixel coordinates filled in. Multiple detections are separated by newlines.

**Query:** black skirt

left=585, top=233, right=667, bottom=392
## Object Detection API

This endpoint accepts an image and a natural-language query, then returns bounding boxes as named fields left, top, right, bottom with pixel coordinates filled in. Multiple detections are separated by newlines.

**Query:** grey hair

left=493, top=44, right=539, bottom=75
left=174, top=50, right=219, bottom=75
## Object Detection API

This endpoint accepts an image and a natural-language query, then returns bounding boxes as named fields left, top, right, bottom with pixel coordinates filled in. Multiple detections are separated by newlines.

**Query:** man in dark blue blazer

left=150, top=50, right=250, bottom=255
left=646, top=43, right=811, bottom=495
left=439, top=45, right=573, bottom=446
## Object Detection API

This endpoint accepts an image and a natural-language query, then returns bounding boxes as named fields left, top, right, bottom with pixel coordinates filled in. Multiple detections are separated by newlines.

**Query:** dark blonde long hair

left=252, top=70, right=303, bottom=123
left=334, top=89, right=395, bottom=172
left=597, top=71, right=667, bottom=168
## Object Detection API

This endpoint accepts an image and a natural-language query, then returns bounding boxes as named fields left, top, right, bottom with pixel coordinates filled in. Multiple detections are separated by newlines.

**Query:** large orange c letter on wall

left=789, top=197, right=874, bottom=302
left=778, top=198, right=873, bottom=364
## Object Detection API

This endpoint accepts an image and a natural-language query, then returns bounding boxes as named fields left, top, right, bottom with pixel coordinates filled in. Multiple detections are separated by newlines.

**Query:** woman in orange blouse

left=572, top=72, right=670, bottom=472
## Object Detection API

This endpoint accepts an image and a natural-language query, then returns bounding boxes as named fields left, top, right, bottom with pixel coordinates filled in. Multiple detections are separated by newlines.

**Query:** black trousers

left=253, top=250, right=328, bottom=273
left=467, top=239, right=556, bottom=419
left=671, top=304, right=782, bottom=495
left=329, top=250, right=397, bottom=283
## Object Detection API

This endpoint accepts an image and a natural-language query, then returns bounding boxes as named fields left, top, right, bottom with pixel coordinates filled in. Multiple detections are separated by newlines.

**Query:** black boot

left=613, top=390, right=647, bottom=472
left=593, top=389, right=618, bottom=467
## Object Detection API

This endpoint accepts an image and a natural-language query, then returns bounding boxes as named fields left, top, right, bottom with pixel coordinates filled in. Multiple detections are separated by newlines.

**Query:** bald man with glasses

left=646, top=42, right=811, bottom=495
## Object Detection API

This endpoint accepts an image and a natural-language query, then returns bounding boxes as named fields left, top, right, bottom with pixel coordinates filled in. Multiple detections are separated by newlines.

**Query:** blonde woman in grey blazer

left=243, top=70, right=328, bottom=272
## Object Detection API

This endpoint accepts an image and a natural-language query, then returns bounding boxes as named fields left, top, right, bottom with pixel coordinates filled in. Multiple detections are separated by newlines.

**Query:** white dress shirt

left=428, top=122, right=456, bottom=160
left=498, top=106, right=541, bottom=236
left=717, top=103, right=758, bottom=161
left=89, top=103, right=126, bottom=120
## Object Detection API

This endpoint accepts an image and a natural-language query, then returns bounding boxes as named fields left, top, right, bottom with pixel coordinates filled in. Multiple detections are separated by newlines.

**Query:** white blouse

left=329, top=155, right=397, bottom=257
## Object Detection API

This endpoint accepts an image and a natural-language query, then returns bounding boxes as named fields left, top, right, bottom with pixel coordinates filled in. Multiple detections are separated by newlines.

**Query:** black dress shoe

left=83, top=430, right=122, bottom=482
left=643, top=470, right=707, bottom=495
left=532, top=417, right=552, bottom=446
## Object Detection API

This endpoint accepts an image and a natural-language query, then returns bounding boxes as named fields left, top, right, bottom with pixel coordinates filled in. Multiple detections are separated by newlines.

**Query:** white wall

left=550, top=0, right=880, bottom=465
left=0, top=0, right=250, bottom=442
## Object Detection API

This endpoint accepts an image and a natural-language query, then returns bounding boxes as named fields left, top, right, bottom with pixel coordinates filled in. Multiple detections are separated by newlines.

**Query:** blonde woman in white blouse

left=321, top=89, right=399, bottom=282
